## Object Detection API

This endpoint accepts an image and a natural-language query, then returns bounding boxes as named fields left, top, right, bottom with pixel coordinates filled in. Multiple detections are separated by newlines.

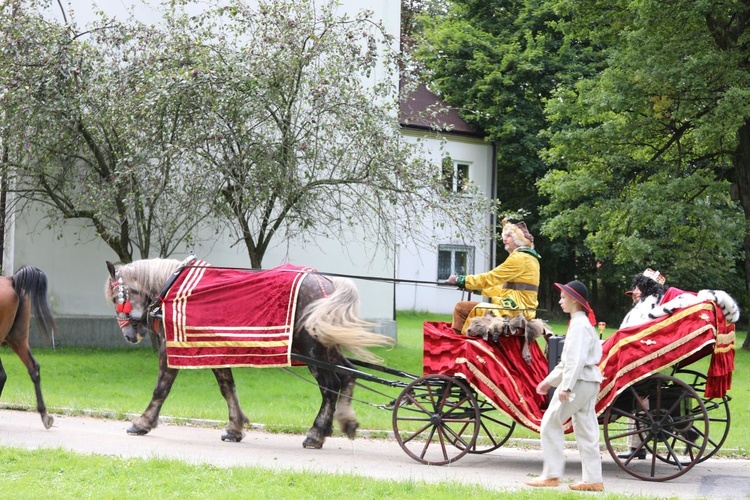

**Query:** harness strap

left=311, top=273, right=330, bottom=298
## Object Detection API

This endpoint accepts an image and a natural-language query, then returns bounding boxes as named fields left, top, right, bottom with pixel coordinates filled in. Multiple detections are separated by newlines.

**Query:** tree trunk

left=734, top=119, right=750, bottom=350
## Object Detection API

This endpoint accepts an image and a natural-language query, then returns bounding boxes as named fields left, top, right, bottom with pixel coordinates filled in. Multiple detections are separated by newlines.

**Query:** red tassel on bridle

left=111, top=275, right=133, bottom=328
left=116, top=301, right=132, bottom=314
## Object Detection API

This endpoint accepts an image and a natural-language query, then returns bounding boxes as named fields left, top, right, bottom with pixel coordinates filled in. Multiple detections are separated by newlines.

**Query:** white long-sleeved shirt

left=543, top=310, right=603, bottom=391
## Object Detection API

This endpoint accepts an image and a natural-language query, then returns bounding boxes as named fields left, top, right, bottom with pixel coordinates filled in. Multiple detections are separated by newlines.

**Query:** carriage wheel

left=392, top=374, right=480, bottom=465
left=671, top=368, right=730, bottom=463
left=451, top=397, right=516, bottom=454
left=603, top=374, right=708, bottom=481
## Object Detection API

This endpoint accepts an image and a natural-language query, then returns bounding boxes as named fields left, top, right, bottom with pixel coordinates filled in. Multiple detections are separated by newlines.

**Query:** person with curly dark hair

left=619, top=268, right=666, bottom=328
left=617, top=268, right=667, bottom=460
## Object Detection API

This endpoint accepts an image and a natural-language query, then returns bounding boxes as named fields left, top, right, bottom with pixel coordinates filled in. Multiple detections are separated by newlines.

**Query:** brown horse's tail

left=299, top=277, right=395, bottom=363
left=13, top=266, right=58, bottom=343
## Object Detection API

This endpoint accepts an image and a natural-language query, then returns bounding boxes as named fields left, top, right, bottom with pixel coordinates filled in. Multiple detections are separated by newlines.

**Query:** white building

left=397, top=84, right=496, bottom=313
left=5, top=0, right=495, bottom=346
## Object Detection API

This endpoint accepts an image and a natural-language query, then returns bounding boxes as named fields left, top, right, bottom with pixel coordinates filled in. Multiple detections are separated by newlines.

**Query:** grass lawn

left=0, top=446, right=563, bottom=499
left=1, top=311, right=748, bottom=456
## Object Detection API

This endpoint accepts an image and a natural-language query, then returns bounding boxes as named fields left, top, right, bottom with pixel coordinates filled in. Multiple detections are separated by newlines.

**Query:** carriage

left=104, top=259, right=736, bottom=483
left=295, top=299, right=735, bottom=483
left=323, top=301, right=735, bottom=483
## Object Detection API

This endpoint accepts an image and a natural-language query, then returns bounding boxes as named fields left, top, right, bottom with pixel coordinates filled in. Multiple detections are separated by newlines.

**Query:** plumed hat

left=502, top=218, right=534, bottom=249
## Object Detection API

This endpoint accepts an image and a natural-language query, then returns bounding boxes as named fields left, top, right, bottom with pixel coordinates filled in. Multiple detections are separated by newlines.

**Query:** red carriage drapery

left=160, top=262, right=313, bottom=369
left=423, top=300, right=735, bottom=433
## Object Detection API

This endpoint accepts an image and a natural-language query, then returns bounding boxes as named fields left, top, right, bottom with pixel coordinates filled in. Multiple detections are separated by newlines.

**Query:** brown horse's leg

left=0, top=278, right=17, bottom=399
left=0, top=358, right=7, bottom=396
left=6, top=299, right=53, bottom=429
left=212, top=368, right=250, bottom=442
left=129, top=341, right=178, bottom=435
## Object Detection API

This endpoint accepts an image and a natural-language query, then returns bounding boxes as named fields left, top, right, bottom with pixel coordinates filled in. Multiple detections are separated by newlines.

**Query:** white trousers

left=540, top=380, right=603, bottom=483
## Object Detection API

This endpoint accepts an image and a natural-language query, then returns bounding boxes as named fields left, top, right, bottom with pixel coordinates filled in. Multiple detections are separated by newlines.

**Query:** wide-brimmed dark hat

left=554, top=280, right=593, bottom=313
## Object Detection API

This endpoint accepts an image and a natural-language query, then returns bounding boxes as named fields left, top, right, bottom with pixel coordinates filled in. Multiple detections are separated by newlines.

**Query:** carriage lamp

left=597, top=321, right=606, bottom=339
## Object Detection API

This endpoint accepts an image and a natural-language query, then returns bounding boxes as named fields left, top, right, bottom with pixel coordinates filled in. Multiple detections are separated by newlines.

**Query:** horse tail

left=299, top=277, right=395, bottom=363
left=13, top=266, right=58, bottom=341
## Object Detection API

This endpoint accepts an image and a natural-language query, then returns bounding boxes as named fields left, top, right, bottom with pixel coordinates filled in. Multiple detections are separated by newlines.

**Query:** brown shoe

left=569, top=482, right=604, bottom=492
left=525, top=478, right=560, bottom=487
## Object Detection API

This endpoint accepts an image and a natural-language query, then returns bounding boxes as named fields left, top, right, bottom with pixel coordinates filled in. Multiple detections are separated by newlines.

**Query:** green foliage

left=537, top=0, right=749, bottom=300
left=414, top=0, right=750, bottom=315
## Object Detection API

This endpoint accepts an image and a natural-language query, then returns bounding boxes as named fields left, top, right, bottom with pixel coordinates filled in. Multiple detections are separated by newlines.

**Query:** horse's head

left=105, top=261, right=152, bottom=344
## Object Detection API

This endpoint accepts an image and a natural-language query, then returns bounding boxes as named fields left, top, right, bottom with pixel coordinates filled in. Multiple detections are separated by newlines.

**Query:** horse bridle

left=110, top=274, right=134, bottom=329
left=111, top=270, right=166, bottom=335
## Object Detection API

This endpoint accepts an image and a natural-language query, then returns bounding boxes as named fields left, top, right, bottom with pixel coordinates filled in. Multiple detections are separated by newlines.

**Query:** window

left=437, top=245, right=475, bottom=280
left=441, top=158, right=470, bottom=192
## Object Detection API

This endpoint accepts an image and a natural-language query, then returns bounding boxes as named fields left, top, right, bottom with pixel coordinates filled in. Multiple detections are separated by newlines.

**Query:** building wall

left=396, top=129, right=495, bottom=314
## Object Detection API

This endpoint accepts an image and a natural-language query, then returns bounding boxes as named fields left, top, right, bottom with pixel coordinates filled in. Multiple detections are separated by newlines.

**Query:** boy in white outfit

left=525, top=280, right=604, bottom=492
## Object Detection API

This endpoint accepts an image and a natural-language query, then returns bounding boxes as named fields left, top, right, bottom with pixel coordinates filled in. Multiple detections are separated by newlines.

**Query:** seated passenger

left=446, top=218, right=541, bottom=335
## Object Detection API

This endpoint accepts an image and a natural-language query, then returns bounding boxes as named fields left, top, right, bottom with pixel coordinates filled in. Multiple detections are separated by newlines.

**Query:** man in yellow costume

left=446, top=218, right=541, bottom=335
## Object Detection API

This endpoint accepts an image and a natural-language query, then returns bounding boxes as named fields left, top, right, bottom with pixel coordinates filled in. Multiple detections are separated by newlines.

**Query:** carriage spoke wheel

left=603, top=374, right=708, bottom=481
left=671, top=368, right=730, bottom=463
left=392, top=374, right=480, bottom=465
left=451, top=397, right=515, bottom=454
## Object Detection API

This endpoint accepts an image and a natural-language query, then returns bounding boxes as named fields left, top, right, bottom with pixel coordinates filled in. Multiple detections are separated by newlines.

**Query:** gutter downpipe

left=490, top=140, right=498, bottom=267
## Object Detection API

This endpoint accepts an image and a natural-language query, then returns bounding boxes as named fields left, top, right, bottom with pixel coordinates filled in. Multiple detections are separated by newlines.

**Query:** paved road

left=1, top=409, right=748, bottom=498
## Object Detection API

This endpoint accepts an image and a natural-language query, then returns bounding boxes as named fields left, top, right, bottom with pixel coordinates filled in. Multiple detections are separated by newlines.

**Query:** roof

left=399, top=83, right=485, bottom=138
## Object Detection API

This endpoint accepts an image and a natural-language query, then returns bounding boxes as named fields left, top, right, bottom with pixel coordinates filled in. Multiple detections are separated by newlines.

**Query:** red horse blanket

left=423, top=301, right=735, bottom=433
left=161, top=262, right=313, bottom=369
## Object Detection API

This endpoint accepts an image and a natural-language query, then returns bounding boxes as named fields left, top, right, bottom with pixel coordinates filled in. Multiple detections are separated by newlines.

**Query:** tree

left=537, top=0, right=749, bottom=346
left=167, top=0, right=496, bottom=268
left=0, top=0, right=217, bottom=263
left=2, top=0, right=496, bottom=269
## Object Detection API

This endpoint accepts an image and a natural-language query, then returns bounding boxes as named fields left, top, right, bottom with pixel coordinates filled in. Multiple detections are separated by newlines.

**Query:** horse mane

left=105, top=258, right=185, bottom=301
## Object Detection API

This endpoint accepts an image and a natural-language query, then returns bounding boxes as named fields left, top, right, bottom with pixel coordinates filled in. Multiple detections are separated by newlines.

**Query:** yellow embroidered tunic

left=459, top=248, right=541, bottom=321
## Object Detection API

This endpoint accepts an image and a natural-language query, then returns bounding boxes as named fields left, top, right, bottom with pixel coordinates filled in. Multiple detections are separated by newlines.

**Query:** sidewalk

left=1, top=409, right=748, bottom=498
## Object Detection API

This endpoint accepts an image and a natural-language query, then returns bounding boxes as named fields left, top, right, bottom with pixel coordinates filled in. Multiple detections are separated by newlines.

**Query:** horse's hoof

left=221, top=431, right=244, bottom=442
left=127, top=425, right=150, bottom=436
left=341, top=421, right=359, bottom=440
left=41, top=414, right=54, bottom=429
left=302, top=437, right=324, bottom=449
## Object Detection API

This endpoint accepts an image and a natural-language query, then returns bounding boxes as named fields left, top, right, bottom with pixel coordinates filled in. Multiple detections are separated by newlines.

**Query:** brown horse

left=104, top=257, right=394, bottom=448
left=0, top=266, right=57, bottom=429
